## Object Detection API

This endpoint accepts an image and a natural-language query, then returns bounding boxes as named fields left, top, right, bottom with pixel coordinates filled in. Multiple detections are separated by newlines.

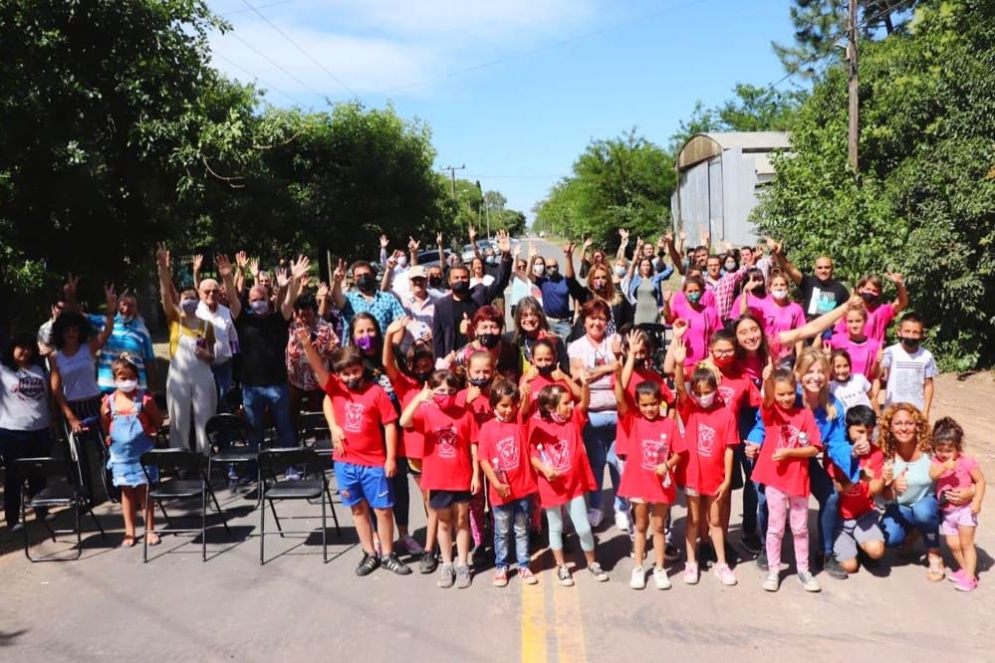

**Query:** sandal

left=121, top=535, right=136, bottom=548
left=926, top=553, right=945, bottom=582
left=146, top=532, right=161, bottom=546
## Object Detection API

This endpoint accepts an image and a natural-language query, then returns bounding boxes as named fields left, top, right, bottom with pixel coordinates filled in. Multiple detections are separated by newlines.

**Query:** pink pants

left=469, top=491, right=486, bottom=548
left=765, top=485, right=810, bottom=573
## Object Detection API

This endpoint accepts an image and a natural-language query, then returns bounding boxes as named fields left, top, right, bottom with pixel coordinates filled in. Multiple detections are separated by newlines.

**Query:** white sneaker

left=653, top=566, right=672, bottom=590
left=614, top=510, right=631, bottom=533
left=587, top=508, right=603, bottom=528
left=762, top=569, right=780, bottom=592
left=629, top=567, right=646, bottom=590
left=797, top=570, right=821, bottom=593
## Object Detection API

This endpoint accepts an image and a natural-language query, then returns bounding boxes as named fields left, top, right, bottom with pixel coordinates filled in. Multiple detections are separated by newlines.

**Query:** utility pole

left=847, top=0, right=859, bottom=170
left=443, top=164, right=465, bottom=198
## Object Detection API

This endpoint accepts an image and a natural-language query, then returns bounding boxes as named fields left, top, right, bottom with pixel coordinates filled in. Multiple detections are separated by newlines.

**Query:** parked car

left=416, top=248, right=453, bottom=267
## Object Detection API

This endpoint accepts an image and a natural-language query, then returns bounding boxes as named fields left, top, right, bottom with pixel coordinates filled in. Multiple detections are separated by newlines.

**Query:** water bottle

left=537, top=444, right=552, bottom=467
left=492, top=457, right=508, bottom=485
left=658, top=439, right=672, bottom=489
left=228, top=464, right=238, bottom=495
left=798, top=432, right=810, bottom=447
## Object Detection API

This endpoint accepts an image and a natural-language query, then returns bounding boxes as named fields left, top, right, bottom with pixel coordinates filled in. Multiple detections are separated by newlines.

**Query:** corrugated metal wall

left=673, top=149, right=762, bottom=248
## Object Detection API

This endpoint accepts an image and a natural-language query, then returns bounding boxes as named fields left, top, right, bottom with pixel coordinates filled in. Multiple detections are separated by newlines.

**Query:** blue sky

left=208, top=0, right=798, bottom=223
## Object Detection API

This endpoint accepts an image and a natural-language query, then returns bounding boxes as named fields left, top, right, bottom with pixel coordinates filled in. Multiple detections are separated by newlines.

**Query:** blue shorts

left=334, top=462, right=393, bottom=510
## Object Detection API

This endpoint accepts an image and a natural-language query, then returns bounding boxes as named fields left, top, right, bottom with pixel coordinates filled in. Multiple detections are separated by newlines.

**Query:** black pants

left=391, top=457, right=410, bottom=528
left=0, top=427, right=53, bottom=525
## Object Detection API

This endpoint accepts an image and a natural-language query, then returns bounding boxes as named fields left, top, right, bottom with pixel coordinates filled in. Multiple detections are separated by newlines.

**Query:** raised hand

left=293, top=325, right=312, bottom=347
left=635, top=236, right=645, bottom=250
left=155, top=242, right=170, bottom=268
left=656, top=235, right=667, bottom=249
left=192, top=254, right=203, bottom=272
left=214, top=254, right=233, bottom=277
left=496, top=229, right=511, bottom=254
left=386, top=315, right=411, bottom=339
left=664, top=229, right=674, bottom=245
left=436, top=231, right=444, bottom=246
left=583, top=237, right=594, bottom=250
left=104, top=283, right=118, bottom=311
left=884, top=272, right=904, bottom=286
left=235, top=251, right=249, bottom=270
left=528, top=242, right=539, bottom=260
left=671, top=317, right=688, bottom=340
left=672, top=337, right=687, bottom=364
left=333, top=258, right=346, bottom=283
left=512, top=242, right=522, bottom=259
left=563, top=242, right=575, bottom=256
left=618, top=228, right=630, bottom=242
left=276, top=267, right=291, bottom=289
left=460, top=312, right=471, bottom=337
left=762, top=356, right=774, bottom=381
left=468, top=225, right=477, bottom=241
left=63, top=274, right=79, bottom=300
left=408, top=236, right=421, bottom=252
left=317, top=281, right=330, bottom=300
left=379, top=234, right=390, bottom=249
left=290, top=255, right=311, bottom=281
left=247, top=257, right=259, bottom=277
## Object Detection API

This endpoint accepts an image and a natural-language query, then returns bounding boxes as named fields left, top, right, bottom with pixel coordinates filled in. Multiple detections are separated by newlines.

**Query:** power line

left=210, top=51, right=304, bottom=106
left=219, top=0, right=298, bottom=18
left=225, top=30, right=327, bottom=99
left=239, top=0, right=360, bottom=99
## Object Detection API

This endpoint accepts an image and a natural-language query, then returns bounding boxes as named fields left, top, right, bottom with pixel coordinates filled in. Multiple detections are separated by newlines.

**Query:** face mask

left=694, top=392, right=716, bottom=408
left=632, top=358, right=646, bottom=369
left=494, top=412, right=512, bottom=423
left=771, top=289, right=788, bottom=301
left=860, top=291, right=879, bottom=304
left=180, top=299, right=199, bottom=315
left=533, top=264, right=545, bottom=277
left=724, top=261, right=737, bottom=271
left=486, top=256, right=496, bottom=265
left=712, top=354, right=735, bottom=368
left=477, top=332, right=500, bottom=349
left=686, top=292, right=702, bottom=304
left=396, top=256, right=408, bottom=268
left=468, top=376, right=490, bottom=387
left=344, top=377, right=363, bottom=391
left=592, top=278, right=607, bottom=290
left=354, top=335, right=375, bottom=352
left=250, top=300, right=270, bottom=316
left=414, top=370, right=433, bottom=384
left=546, top=267, right=560, bottom=280
left=356, top=274, right=376, bottom=292
left=451, top=281, right=469, bottom=296
left=115, top=379, right=138, bottom=393
left=899, top=337, right=921, bottom=350
left=433, top=393, right=455, bottom=409
left=428, top=276, right=443, bottom=289
left=549, top=412, right=569, bottom=424
left=536, top=365, right=556, bottom=377
left=614, top=265, right=627, bottom=277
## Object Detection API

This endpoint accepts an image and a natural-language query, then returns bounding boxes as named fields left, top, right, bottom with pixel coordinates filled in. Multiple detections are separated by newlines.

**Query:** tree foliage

left=754, top=0, right=995, bottom=369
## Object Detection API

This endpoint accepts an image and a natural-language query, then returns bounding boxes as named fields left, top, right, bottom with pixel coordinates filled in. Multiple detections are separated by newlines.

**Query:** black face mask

left=860, top=291, right=879, bottom=305
left=344, top=377, right=363, bottom=391
left=451, top=281, right=469, bottom=296
left=899, top=337, right=921, bottom=351
left=468, top=376, right=491, bottom=387
left=355, top=274, right=376, bottom=292
left=632, top=358, right=646, bottom=369
left=428, top=276, right=444, bottom=289
left=414, top=370, right=433, bottom=384
left=477, top=332, right=500, bottom=349
left=547, top=269, right=562, bottom=281
left=536, top=365, right=556, bottom=377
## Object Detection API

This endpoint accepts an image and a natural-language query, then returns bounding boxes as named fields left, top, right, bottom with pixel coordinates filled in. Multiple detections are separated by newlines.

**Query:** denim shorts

left=334, top=462, right=393, bottom=509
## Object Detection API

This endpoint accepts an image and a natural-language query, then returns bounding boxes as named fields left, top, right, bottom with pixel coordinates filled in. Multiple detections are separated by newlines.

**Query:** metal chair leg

left=202, top=483, right=207, bottom=563
left=322, top=489, right=328, bottom=564
left=325, top=485, right=341, bottom=535
left=259, top=493, right=266, bottom=565
left=269, top=499, right=284, bottom=537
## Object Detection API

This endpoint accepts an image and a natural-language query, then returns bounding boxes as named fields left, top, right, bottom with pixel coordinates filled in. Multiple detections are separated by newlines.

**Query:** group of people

left=0, top=227, right=985, bottom=593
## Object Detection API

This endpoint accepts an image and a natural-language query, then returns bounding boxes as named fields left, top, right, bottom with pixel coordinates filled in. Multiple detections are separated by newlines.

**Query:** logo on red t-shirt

left=718, top=386, right=735, bottom=408
left=548, top=438, right=572, bottom=473
left=776, top=424, right=801, bottom=450
left=640, top=438, right=669, bottom=471
left=344, top=402, right=365, bottom=432
left=697, top=424, right=716, bottom=457
left=436, top=426, right=458, bottom=459
left=496, top=435, right=519, bottom=470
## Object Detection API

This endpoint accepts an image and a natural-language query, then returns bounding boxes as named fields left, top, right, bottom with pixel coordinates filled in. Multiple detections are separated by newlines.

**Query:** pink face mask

left=433, top=393, right=456, bottom=410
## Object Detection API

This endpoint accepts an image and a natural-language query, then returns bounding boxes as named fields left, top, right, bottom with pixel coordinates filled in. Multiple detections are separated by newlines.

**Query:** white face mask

left=693, top=391, right=716, bottom=408
left=614, top=265, right=627, bottom=277
left=724, top=261, right=737, bottom=271
left=533, top=263, right=545, bottom=277
left=115, top=379, right=138, bottom=393
left=397, top=256, right=408, bottom=268
left=771, top=289, right=788, bottom=300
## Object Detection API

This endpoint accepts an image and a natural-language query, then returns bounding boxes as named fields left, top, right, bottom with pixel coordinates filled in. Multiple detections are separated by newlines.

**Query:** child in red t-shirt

left=614, top=363, right=683, bottom=591
left=457, top=351, right=495, bottom=556
left=529, top=379, right=609, bottom=586
left=400, top=371, right=480, bottom=589
left=752, top=362, right=823, bottom=593
left=672, top=338, right=739, bottom=587
left=827, top=405, right=885, bottom=575
left=318, top=345, right=410, bottom=577
left=519, top=339, right=581, bottom=412
left=478, top=380, right=539, bottom=587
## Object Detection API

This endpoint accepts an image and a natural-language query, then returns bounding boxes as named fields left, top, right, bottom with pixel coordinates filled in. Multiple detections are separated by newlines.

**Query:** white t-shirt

left=0, top=364, right=51, bottom=431
left=470, top=274, right=495, bottom=289
left=830, top=375, right=872, bottom=413
left=53, top=347, right=101, bottom=402
left=197, top=302, right=238, bottom=364
left=881, top=343, right=937, bottom=411
left=567, top=334, right=618, bottom=412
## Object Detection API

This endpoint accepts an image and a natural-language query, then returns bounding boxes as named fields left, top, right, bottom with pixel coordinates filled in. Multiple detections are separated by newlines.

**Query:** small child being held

left=477, top=380, right=539, bottom=587
left=930, top=417, right=987, bottom=592
left=826, top=405, right=886, bottom=574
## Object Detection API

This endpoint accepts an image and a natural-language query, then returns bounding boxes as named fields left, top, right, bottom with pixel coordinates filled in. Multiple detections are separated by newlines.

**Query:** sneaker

left=382, top=553, right=412, bottom=576
left=629, top=567, right=646, bottom=590
left=740, top=534, right=762, bottom=555
left=456, top=563, right=473, bottom=589
left=437, top=563, right=456, bottom=588
left=947, top=568, right=967, bottom=584
left=587, top=508, right=603, bottom=528
left=822, top=553, right=848, bottom=580
left=756, top=550, right=769, bottom=572
left=355, top=551, right=380, bottom=577
left=614, top=510, right=631, bottom=533
left=955, top=576, right=978, bottom=592
left=493, top=567, right=509, bottom=587
left=10, top=522, right=24, bottom=533
left=762, top=569, right=781, bottom=592
left=398, top=534, right=424, bottom=556
left=557, top=565, right=575, bottom=587
left=588, top=562, right=609, bottom=582
left=683, top=561, right=700, bottom=585
left=419, top=551, right=439, bottom=574
left=664, top=543, right=680, bottom=562
left=714, top=563, right=738, bottom=586
left=798, top=570, right=822, bottom=593
left=284, top=467, right=301, bottom=481
left=520, top=567, right=539, bottom=585
left=653, top=566, right=672, bottom=590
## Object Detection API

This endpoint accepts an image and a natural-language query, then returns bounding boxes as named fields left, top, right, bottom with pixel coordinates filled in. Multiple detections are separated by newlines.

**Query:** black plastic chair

left=258, top=448, right=340, bottom=565
left=140, top=449, right=231, bottom=562
left=298, top=411, right=334, bottom=457
left=224, top=385, right=243, bottom=413
left=205, top=413, right=258, bottom=496
left=16, top=456, right=106, bottom=562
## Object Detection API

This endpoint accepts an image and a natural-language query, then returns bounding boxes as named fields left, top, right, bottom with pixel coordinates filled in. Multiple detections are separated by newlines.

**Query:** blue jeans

left=547, top=318, right=573, bottom=341
left=493, top=497, right=531, bottom=568
left=242, top=383, right=295, bottom=448
left=881, top=495, right=940, bottom=550
left=211, top=361, right=233, bottom=413
left=756, top=458, right=838, bottom=556
left=582, top=410, right=625, bottom=514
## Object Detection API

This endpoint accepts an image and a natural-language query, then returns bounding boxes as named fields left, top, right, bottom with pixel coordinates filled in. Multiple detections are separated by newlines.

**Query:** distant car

left=538, top=231, right=546, bottom=238
left=416, top=248, right=453, bottom=267
left=461, top=243, right=478, bottom=263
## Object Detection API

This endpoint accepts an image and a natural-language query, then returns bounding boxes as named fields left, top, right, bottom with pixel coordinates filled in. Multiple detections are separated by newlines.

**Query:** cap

left=408, top=265, right=428, bottom=280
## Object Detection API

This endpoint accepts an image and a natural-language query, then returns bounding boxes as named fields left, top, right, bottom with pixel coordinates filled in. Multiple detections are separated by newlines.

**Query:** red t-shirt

left=455, top=388, right=494, bottom=426
left=675, top=400, right=738, bottom=495
left=392, top=374, right=425, bottom=459
left=617, top=413, right=681, bottom=504
left=521, top=374, right=573, bottom=403
left=323, top=377, right=398, bottom=468
left=826, top=446, right=884, bottom=519
left=478, top=418, right=538, bottom=506
left=614, top=369, right=675, bottom=454
left=528, top=409, right=596, bottom=508
left=411, top=403, right=477, bottom=491
left=751, top=404, right=823, bottom=497
left=715, top=368, right=761, bottom=421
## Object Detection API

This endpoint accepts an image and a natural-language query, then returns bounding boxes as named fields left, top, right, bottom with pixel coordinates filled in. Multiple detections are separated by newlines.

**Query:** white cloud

left=208, top=0, right=600, bottom=102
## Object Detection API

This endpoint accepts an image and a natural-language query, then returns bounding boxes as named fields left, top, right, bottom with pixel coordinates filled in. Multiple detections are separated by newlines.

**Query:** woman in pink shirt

left=761, top=272, right=806, bottom=361
left=663, top=275, right=720, bottom=374
left=833, top=273, right=907, bottom=343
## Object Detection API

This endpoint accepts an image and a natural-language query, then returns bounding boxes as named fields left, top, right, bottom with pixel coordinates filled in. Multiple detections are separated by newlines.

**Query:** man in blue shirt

left=332, top=260, right=406, bottom=341
left=531, top=243, right=587, bottom=340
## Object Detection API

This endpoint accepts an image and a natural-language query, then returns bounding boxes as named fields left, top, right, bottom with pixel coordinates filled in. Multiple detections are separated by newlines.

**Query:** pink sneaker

left=955, top=576, right=978, bottom=592
left=683, top=561, right=700, bottom=585
left=947, top=568, right=967, bottom=583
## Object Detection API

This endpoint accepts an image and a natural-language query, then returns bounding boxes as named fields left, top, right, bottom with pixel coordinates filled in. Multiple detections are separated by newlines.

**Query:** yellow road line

left=521, top=575, right=549, bottom=663
left=552, top=571, right=587, bottom=663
